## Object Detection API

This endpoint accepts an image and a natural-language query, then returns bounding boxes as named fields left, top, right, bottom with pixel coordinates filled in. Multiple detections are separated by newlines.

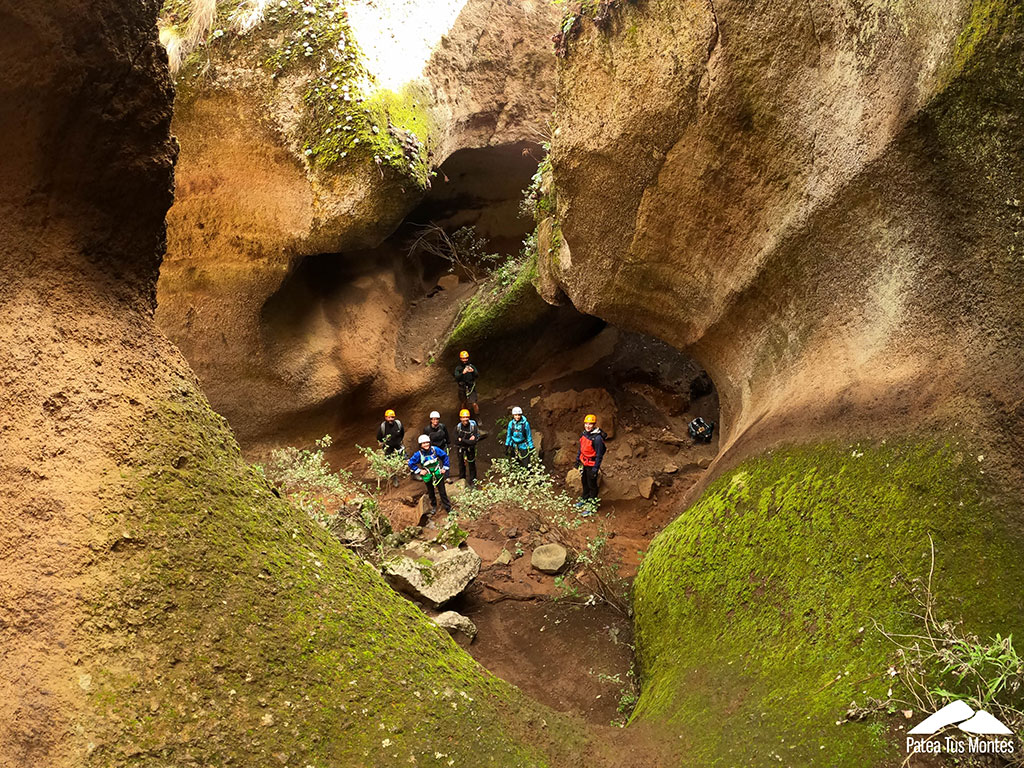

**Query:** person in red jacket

left=576, top=414, right=606, bottom=515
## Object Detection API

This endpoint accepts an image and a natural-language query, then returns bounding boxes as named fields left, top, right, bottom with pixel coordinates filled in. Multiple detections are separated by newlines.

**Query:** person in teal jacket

left=505, top=406, right=534, bottom=468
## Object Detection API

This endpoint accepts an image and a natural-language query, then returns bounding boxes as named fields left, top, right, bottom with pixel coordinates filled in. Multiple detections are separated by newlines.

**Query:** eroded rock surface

left=0, top=2, right=595, bottom=765
left=546, top=2, right=1024, bottom=765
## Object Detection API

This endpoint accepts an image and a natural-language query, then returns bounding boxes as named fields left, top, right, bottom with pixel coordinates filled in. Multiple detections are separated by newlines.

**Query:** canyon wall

left=0, top=2, right=593, bottom=765
left=547, top=1, right=1024, bottom=765
left=157, top=0, right=560, bottom=444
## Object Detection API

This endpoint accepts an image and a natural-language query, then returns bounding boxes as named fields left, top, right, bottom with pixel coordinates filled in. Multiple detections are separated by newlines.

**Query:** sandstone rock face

left=549, top=3, right=1024, bottom=765
left=552, top=1, right=1024, bottom=453
left=0, top=2, right=592, bottom=765
left=156, top=0, right=560, bottom=444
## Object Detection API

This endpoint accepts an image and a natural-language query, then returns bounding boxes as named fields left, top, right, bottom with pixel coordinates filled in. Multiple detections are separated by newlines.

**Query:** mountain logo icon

left=908, top=701, right=1014, bottom=736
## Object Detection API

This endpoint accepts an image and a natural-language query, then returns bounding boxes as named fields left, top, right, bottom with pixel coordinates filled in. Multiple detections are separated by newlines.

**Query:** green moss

left=632, top=441, right=1024, bottom=767
left=163, top=0, right=434, bottom=186
left=446, top=252, right=546, bottom=352
left=949, top=0, right=1010, bottom=79
left=82, top=387, right=587, bottom=766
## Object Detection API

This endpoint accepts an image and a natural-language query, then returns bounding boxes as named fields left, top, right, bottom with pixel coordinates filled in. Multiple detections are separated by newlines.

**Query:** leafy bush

left=261, top=435, right=357, bottom=525
left=357, top=444, right=409, bottom=489
left=407, top=224, right=504, bottom=282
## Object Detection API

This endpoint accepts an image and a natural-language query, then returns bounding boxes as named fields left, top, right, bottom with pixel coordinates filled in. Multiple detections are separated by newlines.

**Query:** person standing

left=453, top=350, right=480, bottom=416
left=376, top=409, right=405, bottom=456
left=576, top=414, right=606, bottom=515
left=505, top=406, right=534, bottom=468
left=408, top=434, right=452, bottom=515
left=454, top=409, right=479, bottom=487
left=423, top=410, right=452, bottom=482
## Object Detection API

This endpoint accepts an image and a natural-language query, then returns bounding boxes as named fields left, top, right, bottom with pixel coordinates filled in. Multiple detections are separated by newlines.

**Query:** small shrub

left=357, top=444, right=409, bottom=489
left=261, top=435, right=356, bottom=525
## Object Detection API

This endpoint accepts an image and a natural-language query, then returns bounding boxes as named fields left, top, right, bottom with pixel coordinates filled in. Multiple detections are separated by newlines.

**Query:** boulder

left=385, top=548, right=481, bottom=607
left=564, top=467, right=581, bottom=489
left=656, top=431, right=687, bottom=447
left=531, top=543, right=568, bottom=575
left=417, top=494, right=433, bottom=520
left=600, top=473, right=642, bottom=501
left=329, top=516, right=369, bottom=546
left=437, top=274, right=460, bottom=291
left=433, top=611, right=477, bottom=643
left=638, top=477, right=656, bottom=499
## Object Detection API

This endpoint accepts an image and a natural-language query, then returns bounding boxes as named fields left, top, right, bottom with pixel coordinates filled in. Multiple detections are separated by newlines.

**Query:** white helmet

left=511, top=406, right=523, bottom=415
left=418, top=434, right=431, bottom=445
left=429, top=411, right=441, bottom=419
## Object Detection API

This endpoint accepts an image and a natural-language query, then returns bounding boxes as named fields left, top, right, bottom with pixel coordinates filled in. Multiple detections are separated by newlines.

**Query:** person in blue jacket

left=505, top=406, right=534, bottom=468
left=408, top=434, right=451, bottom=515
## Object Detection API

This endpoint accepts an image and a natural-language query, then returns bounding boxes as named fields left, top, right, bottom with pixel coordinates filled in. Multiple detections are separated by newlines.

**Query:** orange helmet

left=584, top=414, right=597, bottom=424
left=385, top=409, right=396, bottom=418
left=459, top=409, right=471, bottom=418
left=459, top=350, right=469, bottom=360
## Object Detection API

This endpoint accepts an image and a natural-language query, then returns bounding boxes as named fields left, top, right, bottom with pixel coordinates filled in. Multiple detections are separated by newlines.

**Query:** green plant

left=260, top=435, right=356, bottom=525
left=357, top=444, right=409, bottom=490
left=874, top=538, right=1024, bottom=736
left=457, top=459, right=629, bottom=614
left=432, top=511, right=469, bottom=549
left=594, top=667, right=640, bottom=727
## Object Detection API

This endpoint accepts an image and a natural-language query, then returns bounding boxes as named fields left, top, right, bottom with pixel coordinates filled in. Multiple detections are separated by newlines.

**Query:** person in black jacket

left=453, top=350, right=479, bottom=416
left=376, top=409, right=405, bottom=456
left=454, top=408, right=479, bottom=487
left=422, top=411, right=452, bottom=484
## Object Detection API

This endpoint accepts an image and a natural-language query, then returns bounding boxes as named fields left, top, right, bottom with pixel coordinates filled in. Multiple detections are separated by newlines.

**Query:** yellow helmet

left=584, top=414, right=597, bottom=424
left=459, top=409, right=471, bottom=418
left=384, top=409, right=396, bottom=418
left=459, top=350, right=469, bottom=360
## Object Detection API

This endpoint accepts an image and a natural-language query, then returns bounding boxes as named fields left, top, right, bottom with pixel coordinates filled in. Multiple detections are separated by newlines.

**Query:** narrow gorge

left=2, top=1, right=1023, bottom=767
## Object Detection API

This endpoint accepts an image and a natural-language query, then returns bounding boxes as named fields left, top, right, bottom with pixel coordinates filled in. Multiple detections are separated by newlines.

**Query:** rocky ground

left=320, top=323, right=720, bottom=726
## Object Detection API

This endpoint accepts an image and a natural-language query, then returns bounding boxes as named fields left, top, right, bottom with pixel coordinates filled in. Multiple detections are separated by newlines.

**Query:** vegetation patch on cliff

left=632, top=441, right=1024, bottom=766
left=160, top=0, right=435, bottom=186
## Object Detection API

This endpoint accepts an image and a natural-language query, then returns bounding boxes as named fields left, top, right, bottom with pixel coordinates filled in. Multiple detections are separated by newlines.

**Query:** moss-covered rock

left=83, top=386, right=591, bottom=767
left=632, top=440, right=1024, bottom=766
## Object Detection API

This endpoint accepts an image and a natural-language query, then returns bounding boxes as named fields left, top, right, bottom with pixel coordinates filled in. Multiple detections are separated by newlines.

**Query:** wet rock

left=638, top=477, right=656, bottom=499
left=385, top=547, right=481, bottom=607
left=531, top=543, right=568, bottom=575
left=433, top=611, right=477, bottom=643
